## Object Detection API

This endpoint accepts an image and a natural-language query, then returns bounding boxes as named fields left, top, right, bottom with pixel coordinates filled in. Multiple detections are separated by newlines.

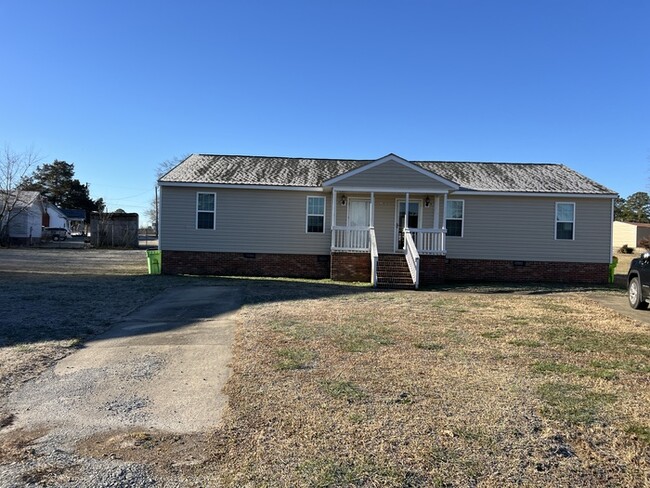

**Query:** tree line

left=615, top=192, right=650, bottom=223
left=17, top=159, right=104, bottom=217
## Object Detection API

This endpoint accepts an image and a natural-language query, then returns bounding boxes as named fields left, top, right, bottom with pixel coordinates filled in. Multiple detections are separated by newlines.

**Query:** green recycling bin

left=608, top=256, right=618, bottom=284
left=146, top=249, right=162, bottom=275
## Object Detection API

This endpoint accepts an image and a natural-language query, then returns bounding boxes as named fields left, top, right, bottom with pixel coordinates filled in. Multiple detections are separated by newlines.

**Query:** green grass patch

left=537, top=382, right=617, bottom=424
left=625, top=424, right=650, bottom=444
left=275, top=348, right=316, bottom=370
left=297, top=457, right=400, bottom=487
left=508, top=339, right=542, bottom=348
left=542, top=326, right=650, bottom=356
left=536, top=301, right=574, bottom=314
left=333, top=327, right=395, bottom=353
left=415, top=342, right=444, bottom=351
left=590, top=359, right=650, bottom=374
left=269, top=319, right=320, bottom=341
left=320, top=380, right=366, bottom=401
left=481, top=330, right=506, bottom=340
left=532, top=360, right=618, bottom=380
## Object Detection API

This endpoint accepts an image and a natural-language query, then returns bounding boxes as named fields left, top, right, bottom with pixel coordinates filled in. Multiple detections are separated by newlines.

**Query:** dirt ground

left=0, top=248, right=648, bottom=487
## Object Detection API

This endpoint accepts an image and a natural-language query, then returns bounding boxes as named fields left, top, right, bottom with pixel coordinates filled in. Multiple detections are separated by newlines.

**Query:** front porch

left=328, top=190, right=449, bottom=289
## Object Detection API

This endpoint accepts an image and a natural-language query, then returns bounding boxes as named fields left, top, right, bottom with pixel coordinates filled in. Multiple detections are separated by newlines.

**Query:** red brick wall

left=445, top=258, right=609, bottom=284
left=162, top=250, right=330, bottom=278
left=331, top=252, right=370, bottom=282
left=419, top=255, right=446, bottom=285
left=161, top=250, right=609, bottom=285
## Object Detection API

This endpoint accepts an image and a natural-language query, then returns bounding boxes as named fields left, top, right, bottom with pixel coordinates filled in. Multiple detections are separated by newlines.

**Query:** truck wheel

left=52, top=235, right=59, bottom=241
left=628, top=277, right=648, bottom=309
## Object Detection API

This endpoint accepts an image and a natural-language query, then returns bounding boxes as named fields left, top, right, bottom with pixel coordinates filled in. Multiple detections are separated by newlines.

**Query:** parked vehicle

left=627, top=252, right=650, bottom=309
left=42, top=227, right=70, bottom=241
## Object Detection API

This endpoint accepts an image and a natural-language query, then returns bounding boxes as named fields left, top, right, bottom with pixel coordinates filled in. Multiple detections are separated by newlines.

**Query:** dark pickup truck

left=627, top=252, right=650, bottom=309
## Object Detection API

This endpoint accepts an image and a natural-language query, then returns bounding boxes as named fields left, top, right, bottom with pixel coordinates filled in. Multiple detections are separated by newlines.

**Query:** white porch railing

left=409, top=228, right=447, bottom=255
left=369, top=227, right=378, bottom=287
left=331, top=226, right=370, bottom=252
left=403, top=229, right=420, bottom=289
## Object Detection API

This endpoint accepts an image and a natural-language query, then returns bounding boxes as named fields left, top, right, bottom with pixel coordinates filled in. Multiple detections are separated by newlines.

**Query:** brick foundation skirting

left=444, top=258, right=609, bottom=284
left=419, top=255, right=446, bottom=285
left=161, top=250, right=609, bottom=285
left=331, top=252, right=371, bottom=282
left=162, top=250, right=330, bottom=278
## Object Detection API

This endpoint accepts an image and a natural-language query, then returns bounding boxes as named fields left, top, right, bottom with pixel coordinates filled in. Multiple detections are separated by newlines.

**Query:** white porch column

left=370, top=192, right=375, bottom=227
left=331, top=189, right=337, bottom=250
left=331, top=189, right=337, bottom=228
left=405, top=192, right=410, bottom=229
left=433, top=195, right=440, bottom=229
left=442, top=193, right=448, bottom=230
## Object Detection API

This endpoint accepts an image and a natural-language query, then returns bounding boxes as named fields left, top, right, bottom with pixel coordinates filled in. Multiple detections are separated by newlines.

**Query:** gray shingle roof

left=160, top=154, right=615, bottom=195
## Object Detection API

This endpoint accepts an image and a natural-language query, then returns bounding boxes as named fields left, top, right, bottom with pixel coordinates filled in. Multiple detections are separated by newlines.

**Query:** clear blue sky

left=1, top=1, right=648, bottom=224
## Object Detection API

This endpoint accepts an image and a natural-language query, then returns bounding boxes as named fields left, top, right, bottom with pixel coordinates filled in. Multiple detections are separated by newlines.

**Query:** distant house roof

left=616, top=221, right=650, bottom=228
left=160, top=154, right=616, bottom=195
left=0, top=190, right=42, bottom=208
left=61, top=208, right=87, bottom=220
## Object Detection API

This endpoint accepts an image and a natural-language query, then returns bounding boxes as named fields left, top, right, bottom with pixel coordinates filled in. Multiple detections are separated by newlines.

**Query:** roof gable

left=323, top=154, right=459, bottom=190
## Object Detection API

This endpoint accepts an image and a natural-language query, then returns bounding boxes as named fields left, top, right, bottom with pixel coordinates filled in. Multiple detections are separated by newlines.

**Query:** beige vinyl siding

left=160, top=186, right=330, bottom=254
left=446, top=195, right=613, bottom=263
left=334, top=161, right=452, bottom=191
left=334, top=193, right=437, bottom=253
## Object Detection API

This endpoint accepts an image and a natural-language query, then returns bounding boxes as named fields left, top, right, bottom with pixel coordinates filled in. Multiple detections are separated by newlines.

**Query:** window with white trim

left=196, top=192, right=216, bottom=230
left=555, top=202, right=575, bottom=240
left=446, top=200, right=464, bottom=237
left=306, top=196, right=325, bottom=233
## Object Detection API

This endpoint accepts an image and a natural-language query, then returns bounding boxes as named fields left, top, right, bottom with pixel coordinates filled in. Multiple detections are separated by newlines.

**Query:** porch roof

left=160, top=153, right=615, bottom=195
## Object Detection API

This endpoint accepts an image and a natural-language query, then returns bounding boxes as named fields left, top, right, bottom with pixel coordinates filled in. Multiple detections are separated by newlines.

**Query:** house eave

left=452, top=190, right=617, bottom=199
left=158, top=181, right=325, bottom=192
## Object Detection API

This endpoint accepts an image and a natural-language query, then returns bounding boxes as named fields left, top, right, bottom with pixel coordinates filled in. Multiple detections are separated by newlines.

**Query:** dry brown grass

left=207, top=288, right=650, bottom=487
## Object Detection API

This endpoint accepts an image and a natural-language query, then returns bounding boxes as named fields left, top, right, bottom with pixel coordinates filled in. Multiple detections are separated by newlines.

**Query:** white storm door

left=347, top=199, right=371, bottom=249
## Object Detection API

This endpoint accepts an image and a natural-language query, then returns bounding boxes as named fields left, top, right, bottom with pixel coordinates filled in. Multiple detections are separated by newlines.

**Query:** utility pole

left=154, top=186, right=158, bottom=236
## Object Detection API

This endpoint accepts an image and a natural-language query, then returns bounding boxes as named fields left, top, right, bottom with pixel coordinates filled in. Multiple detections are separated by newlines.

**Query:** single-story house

left=61, top=208, right=87, bottom=235
left=158, top=153, right=616, bottom=287
left=612, top=221, right=650, bottom=250
left=0, top=190, right=44, bottom=245
left=43, top=201, right=70, bottom=231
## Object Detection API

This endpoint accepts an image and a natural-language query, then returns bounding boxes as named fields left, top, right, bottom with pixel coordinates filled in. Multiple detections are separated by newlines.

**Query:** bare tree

left=148, top=154, right=188, bottom=234
left=0, top=145, right=41, bottom=245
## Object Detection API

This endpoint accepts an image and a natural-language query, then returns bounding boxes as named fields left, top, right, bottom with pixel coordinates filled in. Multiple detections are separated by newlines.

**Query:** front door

left=347, top=199, right=371, bottom=249
left=395, top=200, right=421, bottom=251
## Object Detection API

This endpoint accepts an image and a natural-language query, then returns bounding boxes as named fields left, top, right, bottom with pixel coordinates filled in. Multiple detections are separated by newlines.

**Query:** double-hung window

left=306, top=196, right=325, bottom=233
left=196, top=192, right=216, bottom=230
left=555, top=202, right=575, bottom=240
left=446, top=200, right=464, bottom=237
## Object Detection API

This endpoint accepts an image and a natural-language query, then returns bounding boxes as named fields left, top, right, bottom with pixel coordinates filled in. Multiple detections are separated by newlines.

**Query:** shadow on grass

left=0, top=262, right=622, bottom=348
left=427, top=281, right=619, bottom=295
left=0, top=272, right=373, bottom=347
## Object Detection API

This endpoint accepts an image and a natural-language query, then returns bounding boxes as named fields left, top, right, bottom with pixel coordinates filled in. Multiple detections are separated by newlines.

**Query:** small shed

left=90, top=212, right=139, bottom=248
left=612, top=221, right=650, bottom=250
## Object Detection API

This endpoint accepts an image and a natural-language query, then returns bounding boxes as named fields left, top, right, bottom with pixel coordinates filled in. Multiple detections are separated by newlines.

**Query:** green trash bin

left=146, top=249, right=162, bottom=275
left=608, top=256, right=618, bottom=284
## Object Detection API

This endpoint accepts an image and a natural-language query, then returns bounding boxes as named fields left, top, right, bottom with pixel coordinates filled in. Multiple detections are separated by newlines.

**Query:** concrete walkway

left=5, top=286, right=239, bottom=439
left=589, top=291, right=650, bottom=326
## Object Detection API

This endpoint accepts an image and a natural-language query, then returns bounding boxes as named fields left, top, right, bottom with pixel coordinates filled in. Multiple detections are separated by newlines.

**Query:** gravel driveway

left=0, top=285, right=238, bottom=487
